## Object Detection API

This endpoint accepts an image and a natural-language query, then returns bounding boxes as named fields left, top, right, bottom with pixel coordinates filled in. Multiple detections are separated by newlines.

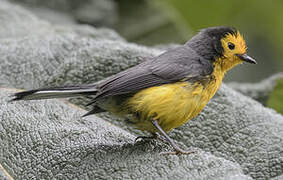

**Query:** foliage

left=267, top=79, right=283, bottom=114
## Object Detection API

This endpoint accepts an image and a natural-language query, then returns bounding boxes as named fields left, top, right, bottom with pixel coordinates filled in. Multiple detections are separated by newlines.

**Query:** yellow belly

left=125, top=78, right=222, bottom=133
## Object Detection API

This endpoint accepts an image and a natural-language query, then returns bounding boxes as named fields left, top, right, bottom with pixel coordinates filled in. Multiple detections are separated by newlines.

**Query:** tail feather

left=11, top=85, right=98, bottom=101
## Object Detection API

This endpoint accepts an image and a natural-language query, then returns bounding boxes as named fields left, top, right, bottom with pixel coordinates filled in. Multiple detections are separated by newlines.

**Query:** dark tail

left=11, top=84, right=98, bottom=101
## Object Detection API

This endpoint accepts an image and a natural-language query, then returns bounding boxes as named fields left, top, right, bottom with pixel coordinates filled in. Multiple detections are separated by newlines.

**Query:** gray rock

left=0, top=0, right=52, bottom=38
left=1, top=35, right=282, bottom=179
left=55, top=25, right=125, bottom=41
left=0, top=1, right=282, bottom=179
left=228, top=73, right=283, bottom=105
left=98, top=84, right=283, bottom=180
left=0, top=34, right=157, bottom=89
left=272, top=175, right=283, bottom=180
left=0, top=0, right=123, bottom=40
left=22, top=5, right=76, bottom=25
left=9, top=0, right=117, bottom=26
left=0, top=0, right=135, bottom=89
left=0, top=164, right=12, bottom=180
left=171, top=84, right=283, bottom=179
left=74, top=0, right=117, bottom=27
left=9, top=0, right=85, bottom=11
left=0, top=88, right=251, bottom=179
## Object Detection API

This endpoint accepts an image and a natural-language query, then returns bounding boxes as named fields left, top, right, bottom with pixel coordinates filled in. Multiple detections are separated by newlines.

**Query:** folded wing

left=93, top=46, right=213, bottom=100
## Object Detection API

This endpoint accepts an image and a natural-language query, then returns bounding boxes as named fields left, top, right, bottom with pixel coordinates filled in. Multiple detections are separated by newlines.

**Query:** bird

left=11, top=26, right=256, bottom=155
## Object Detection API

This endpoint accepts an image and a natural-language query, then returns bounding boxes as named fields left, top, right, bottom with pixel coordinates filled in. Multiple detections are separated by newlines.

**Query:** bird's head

left=187, top=26, right=256, bottom=72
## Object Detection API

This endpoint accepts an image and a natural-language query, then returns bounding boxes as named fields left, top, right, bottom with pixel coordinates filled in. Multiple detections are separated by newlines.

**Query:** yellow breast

left=125, top=70, right=224, bottom=132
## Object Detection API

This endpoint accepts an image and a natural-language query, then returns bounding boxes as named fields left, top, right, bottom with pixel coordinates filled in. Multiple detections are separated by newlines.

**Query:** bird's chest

left=125, top=74, right=223, bottom=132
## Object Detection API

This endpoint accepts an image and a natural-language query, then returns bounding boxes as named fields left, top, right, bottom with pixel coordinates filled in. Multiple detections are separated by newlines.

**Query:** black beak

left=236, top=54, right=257, bottom=64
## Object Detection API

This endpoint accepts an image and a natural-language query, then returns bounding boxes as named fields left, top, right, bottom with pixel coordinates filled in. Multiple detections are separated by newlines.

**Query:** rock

left=1, top=0, right=123, bottom=40
left=171, top=84, right=283, bottom=179
left=9, top=0, right=84, bottom=11
left=74, top=0, right=117, bottom=27
left=0, top=34, right=157, bottom=89
left=272, top=175, right=283, bottom=180
left=0, top=88, right=251, bottom=179
left=0, top=1, right=283, bottom=179
left=67, top=25, right=125, bottom=41
left=0, top=0, right=52, bottom=38
left=0, top=1, right=135, bottom=89
left=0, top=164, right=12, bottom=180
left=99, top=82, right=283, bottom=180
left=9, top=0, right=117, bottom=26
left=228, top=73, right=283, bottom=105
left=9, top=0, right=186, bottom=45
left=22, top=5, right=76, bottom=25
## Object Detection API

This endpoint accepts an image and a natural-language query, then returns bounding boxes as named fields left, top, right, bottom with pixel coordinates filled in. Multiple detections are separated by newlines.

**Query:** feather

left=10, top=85, right=98, bottom=101
left=92, top=46, right=213, bottom=101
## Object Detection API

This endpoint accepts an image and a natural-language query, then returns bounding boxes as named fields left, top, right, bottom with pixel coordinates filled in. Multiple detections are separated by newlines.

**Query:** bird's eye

left=228, top=42, right=235, bottom=50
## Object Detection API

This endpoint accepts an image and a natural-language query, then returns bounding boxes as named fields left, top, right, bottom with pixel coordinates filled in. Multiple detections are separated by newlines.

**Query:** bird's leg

left=151, top=119, right=195, bottom=155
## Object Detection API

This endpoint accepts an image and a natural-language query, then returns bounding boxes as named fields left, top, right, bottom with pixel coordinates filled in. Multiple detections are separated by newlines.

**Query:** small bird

left=11, top=26, right=256, bottom=155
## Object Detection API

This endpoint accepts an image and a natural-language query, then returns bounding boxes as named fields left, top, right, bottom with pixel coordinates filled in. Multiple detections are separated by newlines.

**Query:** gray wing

left=94, top=46, right=213, bottom=100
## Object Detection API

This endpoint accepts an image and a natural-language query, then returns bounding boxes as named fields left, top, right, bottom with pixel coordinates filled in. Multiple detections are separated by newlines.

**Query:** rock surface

left=0, top=1, right=282, bottom=179
left=0, top=0, right=139, bottom=89
left=9, top=0, right=117, bottom=26
left=0, top=163, right=11, bottom=180
left=0, top=0, right=52, bottom=38
left=228, top=73, right=283, bottom=105
left=1, top=88, right=251, bottom=179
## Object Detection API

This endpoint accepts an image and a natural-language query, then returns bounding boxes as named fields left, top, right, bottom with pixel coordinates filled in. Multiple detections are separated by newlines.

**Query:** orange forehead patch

left=221, top=31, right=247, bottom=55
